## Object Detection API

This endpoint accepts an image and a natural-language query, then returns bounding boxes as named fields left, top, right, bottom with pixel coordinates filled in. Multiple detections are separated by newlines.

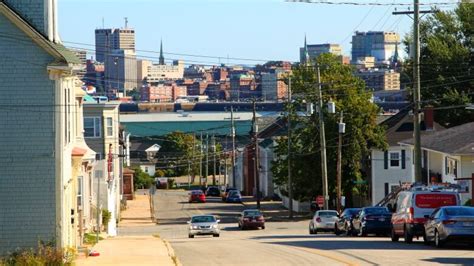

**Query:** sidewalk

left=75, top=195, right=178, bottom=266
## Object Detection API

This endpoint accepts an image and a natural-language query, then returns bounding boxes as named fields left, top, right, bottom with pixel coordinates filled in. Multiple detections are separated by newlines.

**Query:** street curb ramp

left=163, top=239, right=183, bottom=266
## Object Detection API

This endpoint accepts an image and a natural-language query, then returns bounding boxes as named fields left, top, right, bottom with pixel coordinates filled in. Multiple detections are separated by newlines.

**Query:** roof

left=0, top=2, right=80, bottom=65
left=400, top=122, right=474, bottom=155
left=380, top=107, right=444, bottom=146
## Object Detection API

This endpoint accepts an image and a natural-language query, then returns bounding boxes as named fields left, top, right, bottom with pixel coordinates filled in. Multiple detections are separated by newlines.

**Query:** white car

left=309, top=210, right=339, bottom=234
left=188, top=215, right=220, bottom=238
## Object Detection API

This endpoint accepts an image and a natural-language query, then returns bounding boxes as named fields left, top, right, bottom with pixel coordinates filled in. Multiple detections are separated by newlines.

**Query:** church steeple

left=303, top=34, right=310, bottom=65
left=159, top=39, right=165, bottom=65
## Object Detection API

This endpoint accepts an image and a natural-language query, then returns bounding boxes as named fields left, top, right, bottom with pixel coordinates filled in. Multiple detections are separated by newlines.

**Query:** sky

left=58, top=0, right=459, bottom=66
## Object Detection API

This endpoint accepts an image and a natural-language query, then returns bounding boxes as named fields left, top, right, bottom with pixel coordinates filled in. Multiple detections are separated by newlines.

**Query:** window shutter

left=445, top=157, right=448, bottom=175
left=384, top=183, right=389, bottom=196
left=454, top=160, right=458, bottom=177
left=401, top=150, right=406, bottom=169
left=384, top=151, right=388, bottom=169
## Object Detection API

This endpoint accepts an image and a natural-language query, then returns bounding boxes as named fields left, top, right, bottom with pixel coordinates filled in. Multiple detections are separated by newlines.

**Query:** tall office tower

left=105, top=49, right=138, bottom=93
left=95, top=29, right=113, bottom=63
left=351, top=31, right=399, bottom=65
left=95, top=28, right=135, bottom=62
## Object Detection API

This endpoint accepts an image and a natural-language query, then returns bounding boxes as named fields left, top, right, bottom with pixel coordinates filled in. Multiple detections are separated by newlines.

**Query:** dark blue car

left=226, top=190, right=242, bottom=203
left=352, top=207, right=392, bottom=236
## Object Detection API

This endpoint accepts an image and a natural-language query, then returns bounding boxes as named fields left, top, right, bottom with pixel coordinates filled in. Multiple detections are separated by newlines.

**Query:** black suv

left=205, top=186, right=221, bottom=197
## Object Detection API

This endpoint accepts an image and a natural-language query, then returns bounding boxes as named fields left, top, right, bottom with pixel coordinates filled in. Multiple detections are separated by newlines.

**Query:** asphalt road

left=153, top=190, right=474, bottom=266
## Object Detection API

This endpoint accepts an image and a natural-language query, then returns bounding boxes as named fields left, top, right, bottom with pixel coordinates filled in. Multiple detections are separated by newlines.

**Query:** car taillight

left=316, top=217, right=321, bottom=223
left=257, top=216, right=264, bottom=221
left=442, top=220, right=456, bottom=225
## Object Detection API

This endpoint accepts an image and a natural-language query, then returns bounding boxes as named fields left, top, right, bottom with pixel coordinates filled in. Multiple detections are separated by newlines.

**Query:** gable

left=0, top=2, right=79, bottom=65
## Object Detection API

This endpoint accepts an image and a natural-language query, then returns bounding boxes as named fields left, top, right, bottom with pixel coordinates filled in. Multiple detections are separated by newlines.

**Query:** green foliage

left=403, top=3, right=474, bottom=127
left=154, top=169, right=166, bottom=177
left=1, top=242, right=75, bottom=266
left=465, top=199, right=472, bottom=206
left=83, top=233, right=103, bottom=245
left=102, top=209, right=112, bottom=231
left=132, top=167, right=154, bottom=189
left=167, top=178, right=176, bottom=189
left=272, top=54, right=387, bottom=204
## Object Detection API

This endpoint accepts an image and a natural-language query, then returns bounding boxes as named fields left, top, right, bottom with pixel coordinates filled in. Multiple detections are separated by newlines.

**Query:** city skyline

left=57, top=0, right=460, bottom=66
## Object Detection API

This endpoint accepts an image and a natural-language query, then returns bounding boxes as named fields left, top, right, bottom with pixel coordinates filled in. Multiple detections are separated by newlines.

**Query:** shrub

left=1, top=242, right=75, bottom=266
left=154, top=169, right=166, bottom=177
left=167, top=178, right=176, bottom=189
left=102, top=209, right=112, bottom=231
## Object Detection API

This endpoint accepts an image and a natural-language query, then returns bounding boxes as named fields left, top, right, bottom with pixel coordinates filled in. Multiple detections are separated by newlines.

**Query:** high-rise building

left=351, top=31, right=399, bottom=64
left=95, top=28, right=136, bottom=63
left=355, top=69, right=400, bottom=91
left=105, top=49, right=138, bottom=93
left=300, top=43, right=342, bottom=63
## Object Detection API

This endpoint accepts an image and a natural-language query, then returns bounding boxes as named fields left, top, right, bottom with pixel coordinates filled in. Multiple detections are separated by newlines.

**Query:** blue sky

left=58, top=0, right=457, bottom=66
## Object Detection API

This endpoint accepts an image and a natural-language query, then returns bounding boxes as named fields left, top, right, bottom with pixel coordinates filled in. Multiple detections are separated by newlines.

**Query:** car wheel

left=213, top=234, right=220, bottom=237
left=261, top=225, right=265, bottom=230
left=188, top=234, right=194, bottom=238
left=434, top=231, right=445, bottom=248
left=358, top=226, right=367, bottom=237
left=391, top=228, right=399, bottom=242
left=334, top=225, right=341, bottom=236
left=404, top=225, right=413, bottom=244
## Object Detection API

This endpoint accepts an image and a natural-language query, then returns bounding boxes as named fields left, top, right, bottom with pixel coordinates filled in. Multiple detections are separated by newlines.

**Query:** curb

left=163, top=239, right=182, bottom=266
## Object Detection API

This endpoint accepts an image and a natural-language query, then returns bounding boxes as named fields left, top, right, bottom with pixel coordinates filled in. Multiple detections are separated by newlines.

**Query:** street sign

left=316, top=195, right=324, bottom=208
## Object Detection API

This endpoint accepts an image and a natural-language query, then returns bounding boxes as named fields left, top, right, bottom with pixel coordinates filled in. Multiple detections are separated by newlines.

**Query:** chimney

left=4, top=0, right=60, bottom=43
left=424, top=105, right=434, bottom=131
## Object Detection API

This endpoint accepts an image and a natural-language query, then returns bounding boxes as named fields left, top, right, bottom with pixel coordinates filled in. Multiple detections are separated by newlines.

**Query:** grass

left=84, top=233, right=104, bottom=245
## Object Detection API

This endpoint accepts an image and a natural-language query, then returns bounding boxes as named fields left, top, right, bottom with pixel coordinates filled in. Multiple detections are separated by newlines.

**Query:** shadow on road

left=254, top=235, right=474, bottom=252
left=421, top=257, right=474, bottom=265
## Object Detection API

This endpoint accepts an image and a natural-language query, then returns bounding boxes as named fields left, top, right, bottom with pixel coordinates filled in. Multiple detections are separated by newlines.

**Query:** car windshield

left=364, top=208, right=390, bottom=215
left=229, top=191, right=240, bottom=196
left=244, top=210, right=261, bottom=216
left=191, top=216, right=216, bottom=223
left=445, top=207, right=474, bottom=216
left=318, top=211, right=338, bottom=217
left=348, top=209, right=361, bottom=215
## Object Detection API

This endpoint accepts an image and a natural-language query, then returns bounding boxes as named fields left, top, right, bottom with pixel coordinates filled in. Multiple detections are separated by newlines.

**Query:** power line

left=287, top=0, right=461, bottom=6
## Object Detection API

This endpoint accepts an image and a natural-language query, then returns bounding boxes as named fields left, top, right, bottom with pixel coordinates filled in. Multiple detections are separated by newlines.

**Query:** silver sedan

left=188, top=215, right=220, bottom=238
left=424, top=206, right=474, bottom=248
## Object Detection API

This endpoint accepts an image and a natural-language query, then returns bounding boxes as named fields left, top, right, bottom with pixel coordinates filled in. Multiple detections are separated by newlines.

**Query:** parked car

left=221, top=187, right=238, bottom=202
left=206, top=186, right=221, bottom=197
left=226, top=190, right=242, bottom=203
left=309, top=210, right=339, bottom=234
left=238, top=209, right=265, bottom=230
left=335, top=208, right=361, bottom=236
left=391, top=189, right=460, bottom=243
left=423, top=206, right=474, bottom=248
left=188, top=215, right=220, bottom=238
left=352, top=207, right=392, bottom=237
left=188, top=190, right=206, bottom=203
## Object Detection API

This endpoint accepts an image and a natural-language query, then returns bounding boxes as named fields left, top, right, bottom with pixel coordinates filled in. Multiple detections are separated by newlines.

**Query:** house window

left=77, top=176, right=83, bottom=208
left=84, top=117, right=101, bottom=138
left=106, top=117, right=113, bottom=136
left=144, top=167, right=149, bottom=173
left=389, top=151, right=401, bottom=168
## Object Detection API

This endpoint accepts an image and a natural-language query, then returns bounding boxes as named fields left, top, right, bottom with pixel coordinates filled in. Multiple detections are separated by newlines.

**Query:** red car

left=189, top=190, right=206, bottom=203
left=238, top=209, right=265, bottom=230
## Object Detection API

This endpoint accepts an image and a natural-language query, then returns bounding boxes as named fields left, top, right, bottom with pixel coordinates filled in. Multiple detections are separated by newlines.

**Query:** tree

left=403, top=3, right=473, bottom=127
left=272, top=54, right=387, bottom=206
left=132, top=166, right=154, bottom=189
left=158, top=132, right=202, bottom=177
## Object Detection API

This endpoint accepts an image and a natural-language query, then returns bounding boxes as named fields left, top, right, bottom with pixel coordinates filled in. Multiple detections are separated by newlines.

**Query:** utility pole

left=336, top=112, right=345, bottom=213
left=287, top=76, right=293, bottom=219
left=231, top=106, right=236, bottom=188
left=316, top=64, right=329, bottom=210
left=206, top=133, right=209, bottom=186
left=199, top=132, right=203, bottom=186
left=252, top=99, right=261, bottom=209
left=393, top=2, right=434, bottom=183
left=212, top=135, right=216, bottom=186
